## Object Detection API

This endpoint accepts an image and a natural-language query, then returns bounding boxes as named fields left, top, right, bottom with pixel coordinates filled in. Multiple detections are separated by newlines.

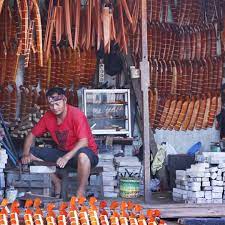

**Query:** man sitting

left=21, top=87, right=98, bottom=197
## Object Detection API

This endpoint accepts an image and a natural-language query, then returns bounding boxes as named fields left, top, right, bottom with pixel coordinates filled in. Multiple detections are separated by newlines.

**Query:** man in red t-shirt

left=21, top=87, right=98, bottom=197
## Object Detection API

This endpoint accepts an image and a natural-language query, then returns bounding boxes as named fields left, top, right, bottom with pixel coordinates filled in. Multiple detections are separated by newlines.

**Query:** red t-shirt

left=32, top=105, right=98, bottom=154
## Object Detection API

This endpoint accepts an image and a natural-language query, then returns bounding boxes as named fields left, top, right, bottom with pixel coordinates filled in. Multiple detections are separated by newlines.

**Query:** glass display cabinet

left=83, top=89, right=131, bottom=137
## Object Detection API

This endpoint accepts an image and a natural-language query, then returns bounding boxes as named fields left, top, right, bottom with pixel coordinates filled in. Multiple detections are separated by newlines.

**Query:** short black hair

left=46, top=87, right=66, bottom=97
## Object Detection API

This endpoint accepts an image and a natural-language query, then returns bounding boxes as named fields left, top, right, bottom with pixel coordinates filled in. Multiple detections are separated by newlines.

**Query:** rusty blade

left=118, top=1, right=127, bottom=54
left=121, top=0, right=133, bottom=24
left=44, top=0, right=53, bottom=51
left=102, top=7, right=111, bottom=50
left=46, top=7, right=56, bottom=61
left=96, top=0, right=102, bottom=50
left=24, top=20, right=34, bottom=68
left=64, top=0, right=73, bottom=48
left=21, top=0, right=28, bottom=55
left=86, top=0, right=92, bottom=50
left=74, top=0, right=80, bottom=49
left=32, top=0, right=43, bottom=67
left=55, top=5, right=62, bottom=45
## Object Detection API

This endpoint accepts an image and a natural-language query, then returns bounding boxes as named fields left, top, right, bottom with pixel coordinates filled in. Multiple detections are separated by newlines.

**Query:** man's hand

left=21, top=154, right=32, bottom=164
left=56, top=155, right=70, bottom=168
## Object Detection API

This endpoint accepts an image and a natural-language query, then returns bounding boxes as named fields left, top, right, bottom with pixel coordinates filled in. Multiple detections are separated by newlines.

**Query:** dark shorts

left=30, top=147, right=99, bottom=168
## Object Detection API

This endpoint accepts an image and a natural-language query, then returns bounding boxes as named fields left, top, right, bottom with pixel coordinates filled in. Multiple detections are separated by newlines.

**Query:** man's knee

left=78, top=153, right=90, bottom=166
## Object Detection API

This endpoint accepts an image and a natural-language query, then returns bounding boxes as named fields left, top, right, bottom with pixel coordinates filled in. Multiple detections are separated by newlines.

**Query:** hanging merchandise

left=145, top=0, right=225, bottom=131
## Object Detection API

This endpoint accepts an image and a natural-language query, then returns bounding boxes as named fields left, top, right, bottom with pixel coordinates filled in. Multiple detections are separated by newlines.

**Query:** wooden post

left=140, top=0, right=151, bottom=203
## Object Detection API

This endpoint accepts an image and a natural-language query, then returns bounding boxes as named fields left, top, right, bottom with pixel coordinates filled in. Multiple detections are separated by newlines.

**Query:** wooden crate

left=5, top=170, right=52, bottom=196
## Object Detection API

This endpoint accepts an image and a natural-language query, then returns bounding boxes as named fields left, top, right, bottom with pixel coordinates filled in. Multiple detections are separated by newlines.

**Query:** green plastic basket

left=119, top=177, right=140, bottom=198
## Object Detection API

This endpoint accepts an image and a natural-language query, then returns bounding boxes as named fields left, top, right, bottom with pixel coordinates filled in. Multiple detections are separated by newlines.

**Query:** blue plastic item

left=187, top=142, right=202, bottom=156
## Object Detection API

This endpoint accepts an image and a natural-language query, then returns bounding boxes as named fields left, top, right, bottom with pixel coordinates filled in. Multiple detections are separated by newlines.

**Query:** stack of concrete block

left=92, top=153, right=118, bottom=198
left=0, top=146, right=8, bottom=199
left=173, top=153, right=225, bottom=203
left=196, top=152, right=225, bottom=164
left=114, top=156, right=143, bottom=195
left=114, top=156, right=142, bottom=176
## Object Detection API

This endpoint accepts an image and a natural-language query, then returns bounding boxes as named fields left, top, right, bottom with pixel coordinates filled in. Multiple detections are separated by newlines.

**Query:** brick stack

left=114, top=156, right=143, bottom=195
left=93, top=153, right=118, bottom=198
left=0, top=146, right=8, bottom=200
left=173, top=152, right=225, bottom=204
left=114, top=156, right=142, bottom=176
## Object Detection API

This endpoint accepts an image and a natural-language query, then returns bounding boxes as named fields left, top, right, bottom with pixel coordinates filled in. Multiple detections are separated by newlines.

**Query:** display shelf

left=83, top=89, right=131, bottom=137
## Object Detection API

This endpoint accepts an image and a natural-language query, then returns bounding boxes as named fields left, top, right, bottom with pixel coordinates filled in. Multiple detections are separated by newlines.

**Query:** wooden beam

left=143, top=203, right=225, bottom=219
left=140, top=0, right=151, bottom=203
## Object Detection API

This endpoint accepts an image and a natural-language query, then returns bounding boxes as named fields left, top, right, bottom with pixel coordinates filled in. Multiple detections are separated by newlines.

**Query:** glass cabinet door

left=84, top=89, right=131, bottom=136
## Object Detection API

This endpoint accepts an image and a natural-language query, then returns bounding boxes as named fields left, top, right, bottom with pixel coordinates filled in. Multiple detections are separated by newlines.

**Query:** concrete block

left=205, top=191, right=212, bottom=200
left=187, top=198, right=197, bottom=204
left=176, top=180, right=188, bottom=186
left=212, top=186, right=224, bottom=193
left=196, top=198, right=207, bottom=204
left=211, top=180, right=224, bottom=186
left=104, top=192, right=118, bottom=198
left=173, top=188, right=185, bottom=195
left=183, top=194, right=188, bottom=200
left=211, top=172, right=218, bottom=180
left=102, top=179, right=117, bottom=186
left=218, top=163, right=225, bottom=169
left=187, top=178, right=201, bottom=182
left=191, top=163, right=209, bottom=171
left=188, top=182, right=201, bottom=191
left=187, top=191, right=204, bottom=198
left=176, top=170, right=186, bottom=176
left=216, top=176, right=222, bottom=181
left=217, top=170, right=222, bottom=176
left=30, top=166, right=56, bottom=174
left=204, top=173, right=210, bottom=178
left=202, top=181, right=210, bottom=187
left=172, top=192, right=182, bottom=198
left=187, top=171, right=205, bottom=178
left=202, top=177, right=209, bottom=182
left=212, top=192, right=222, bottom=199
left=103, top=186, right=115, bottom=192
left=173, top=196, right=183, bottom=202
left=188, top=185, right=201, bottom=192
left=102, top=171, right=117, bottom=177
left=212, top=199, right=223, bottom=204
left=188, top=182, right=201, bottom=187
left=209, top=167, right=218, bottom=173
left=203, top=186, right=212, bottom=191
left=179, top=185, right=188, bottom=190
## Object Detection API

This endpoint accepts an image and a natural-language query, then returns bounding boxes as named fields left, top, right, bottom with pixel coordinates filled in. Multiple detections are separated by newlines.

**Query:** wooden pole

left=140, top=0, right=151, bottom=203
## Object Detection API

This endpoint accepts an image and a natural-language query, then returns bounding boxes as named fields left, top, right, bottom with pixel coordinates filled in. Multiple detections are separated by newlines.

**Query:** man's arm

left=21, top=132, right=35, bottom=164
left=56, top=138, right=88, bottom=168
